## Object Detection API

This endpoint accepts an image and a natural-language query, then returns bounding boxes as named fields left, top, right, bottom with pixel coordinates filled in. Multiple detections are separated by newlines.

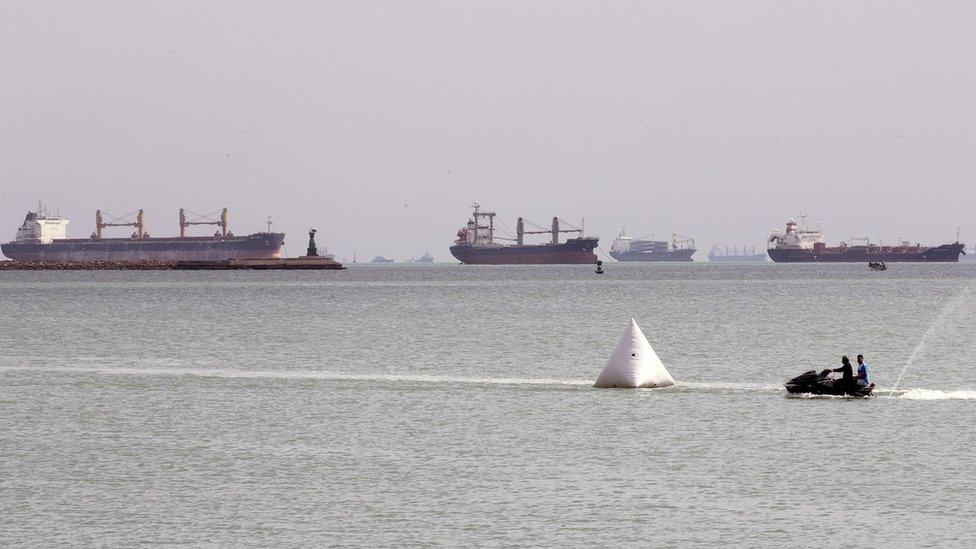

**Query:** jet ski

left=784, top=369, right=875, bottom=397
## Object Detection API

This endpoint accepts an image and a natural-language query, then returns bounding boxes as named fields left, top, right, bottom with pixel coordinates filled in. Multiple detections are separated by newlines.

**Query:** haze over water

left=2, top=264, right=974, bottom=546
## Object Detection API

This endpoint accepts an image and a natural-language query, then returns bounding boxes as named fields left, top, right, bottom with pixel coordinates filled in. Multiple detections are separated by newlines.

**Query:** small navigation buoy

left=595, top=259, right=604, bottom=274
left=594, top=319, right=675, bottom=388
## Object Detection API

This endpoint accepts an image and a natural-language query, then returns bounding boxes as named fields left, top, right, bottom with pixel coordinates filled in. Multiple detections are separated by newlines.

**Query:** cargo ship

left=412, top=251, right=434, bottom=263
left=767, top=217, right=964, bottom=262
left=1, top=206, right=284, bottom=261
left=449, top=204, right=598, bottom=264
left=609, top=231, right=696, bottom=262
left=707, top=245, right=768, bottom=263
left=961, top=246, right=976, bottom=262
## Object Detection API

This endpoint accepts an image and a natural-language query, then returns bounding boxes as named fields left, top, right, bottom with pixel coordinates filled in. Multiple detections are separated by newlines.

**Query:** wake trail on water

left=786, top=387, right=976, bottom=400
left=0, top=365, right=777, bottom=391
left=0, top=365, right=593, bottom=387
left=892, top=388, right=976, bottom=400
left=672, top=381, right=783, bottom=392
left=2, top=365, right=971, bottom=398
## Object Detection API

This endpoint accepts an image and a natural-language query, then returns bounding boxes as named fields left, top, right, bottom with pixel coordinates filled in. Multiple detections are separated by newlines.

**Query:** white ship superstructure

left=610, top=231, right=633, bottom=254
left=14, top=205, right=70, bottom=244
left=767, top=216, right=825, bottom=250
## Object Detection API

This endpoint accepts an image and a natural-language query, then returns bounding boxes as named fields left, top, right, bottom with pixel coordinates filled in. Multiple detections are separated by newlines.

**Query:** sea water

left=1, top=263, right=974, bottom=546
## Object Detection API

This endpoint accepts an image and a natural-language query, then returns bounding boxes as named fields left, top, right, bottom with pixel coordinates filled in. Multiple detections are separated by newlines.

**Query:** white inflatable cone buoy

left=594, top=318, right=675, bottom=388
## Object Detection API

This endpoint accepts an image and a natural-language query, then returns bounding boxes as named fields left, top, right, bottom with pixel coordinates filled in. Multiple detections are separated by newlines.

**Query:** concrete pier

left=0, top=257, right=345, bottom=270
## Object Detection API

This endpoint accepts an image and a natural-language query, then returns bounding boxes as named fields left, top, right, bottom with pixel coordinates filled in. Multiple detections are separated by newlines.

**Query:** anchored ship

left=412, top=251, right=434, bottom=263
left=961, top=245, right=976, bottom=262
left=449, top=204, right=598, bottom=264
left=767, top=216, right=964, bottom=263
left=609, top=231, right=696, bottom=262
left=1, top=205, right=284, bottom=261
left=708, top=245, right=768, bottom=263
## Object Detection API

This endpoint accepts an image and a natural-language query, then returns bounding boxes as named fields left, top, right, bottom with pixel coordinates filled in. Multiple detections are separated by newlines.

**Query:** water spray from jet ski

left=890, top=285, right=974, bottom=395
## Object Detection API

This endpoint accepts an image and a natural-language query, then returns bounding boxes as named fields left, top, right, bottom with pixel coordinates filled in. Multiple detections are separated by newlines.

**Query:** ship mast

left=471, top=203, right=496, bottom=244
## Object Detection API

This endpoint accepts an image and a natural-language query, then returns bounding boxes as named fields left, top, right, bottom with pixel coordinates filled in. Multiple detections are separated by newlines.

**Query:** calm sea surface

left=2, top=263, right=975, bottom=547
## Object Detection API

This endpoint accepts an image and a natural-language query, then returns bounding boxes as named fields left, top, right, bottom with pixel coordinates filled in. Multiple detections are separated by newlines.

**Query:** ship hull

left=610, top=248, right=696, bottom=262
left=450, top=238, right=598, bottom=265
left=767, top=243, right=964, bottom=263
left=1, top=233, right=285, bottom=261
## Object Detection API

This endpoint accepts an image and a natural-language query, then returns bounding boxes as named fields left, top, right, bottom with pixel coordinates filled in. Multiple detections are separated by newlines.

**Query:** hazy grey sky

left=3, top=1, right=975, bottom=260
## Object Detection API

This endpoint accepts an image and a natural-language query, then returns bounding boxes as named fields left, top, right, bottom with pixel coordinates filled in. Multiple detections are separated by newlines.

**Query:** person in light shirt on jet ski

left=831, top=356, right=854, bottom=392
left=855, top=355, right=870, bottom=387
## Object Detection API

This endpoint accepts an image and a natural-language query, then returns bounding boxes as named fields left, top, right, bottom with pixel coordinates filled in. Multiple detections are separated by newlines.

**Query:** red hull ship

left=449, top=205, right=598, bottom=265
left=767, top=217, right=965, bottom=263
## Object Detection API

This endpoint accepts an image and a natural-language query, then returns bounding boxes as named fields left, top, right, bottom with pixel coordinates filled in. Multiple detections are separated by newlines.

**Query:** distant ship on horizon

left=609, top=231, right=696, bottom=262
left=767, top=216, right=964, bottom=263
left=708, top=245, right=768, bottom=263
left=411, top=251, right=434, bottom=263
left=449, top=204, right=598, bottom=264
left=961, top=245, right=976, bottom=262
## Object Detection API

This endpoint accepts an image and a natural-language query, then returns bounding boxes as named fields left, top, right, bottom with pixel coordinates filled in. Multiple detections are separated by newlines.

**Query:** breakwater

left=0, top=257, right=344, bottom=270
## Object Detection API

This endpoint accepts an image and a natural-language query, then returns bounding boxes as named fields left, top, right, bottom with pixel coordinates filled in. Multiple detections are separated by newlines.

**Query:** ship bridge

left=15, top=203, right=69, bottom=244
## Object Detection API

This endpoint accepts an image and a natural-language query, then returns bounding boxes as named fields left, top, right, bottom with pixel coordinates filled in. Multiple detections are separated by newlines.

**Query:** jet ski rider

left=855, top=355, right=870, bottom=387
left=832, top=356, right=854, bottom=392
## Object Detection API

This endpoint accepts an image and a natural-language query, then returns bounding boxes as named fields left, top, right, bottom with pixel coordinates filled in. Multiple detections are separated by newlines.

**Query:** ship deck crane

left=517, top=217, right=582, bottom=245
left=96, top=209, right=145, bottom=239
left=672, top=233, right=695, bottom=250
left=180, top=207, right=229, bottom=237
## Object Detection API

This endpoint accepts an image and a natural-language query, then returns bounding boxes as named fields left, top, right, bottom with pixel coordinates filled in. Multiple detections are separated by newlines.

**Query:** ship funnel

left=594, top=319, right=675, bottom=388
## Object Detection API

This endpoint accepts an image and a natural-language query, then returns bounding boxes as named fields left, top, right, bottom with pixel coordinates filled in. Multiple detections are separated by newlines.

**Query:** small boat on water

left=868, top=261, right=887, bottom=271
left=785, top=369, right=874, bottom=397
left=370, top=255, right=394, bottom=264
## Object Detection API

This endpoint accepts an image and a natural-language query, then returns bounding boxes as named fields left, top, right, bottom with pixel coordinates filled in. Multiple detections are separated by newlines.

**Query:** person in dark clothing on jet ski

left=832, top=356, right=855, bottom=393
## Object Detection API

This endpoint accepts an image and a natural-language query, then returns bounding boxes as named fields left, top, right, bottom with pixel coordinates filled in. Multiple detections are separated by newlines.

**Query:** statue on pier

left=306, top=228, right=319, bottom=257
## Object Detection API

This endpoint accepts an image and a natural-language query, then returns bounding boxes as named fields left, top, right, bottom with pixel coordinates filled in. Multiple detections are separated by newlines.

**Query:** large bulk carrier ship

left=1, top=206, right=284, bottom=261
left=767, top=217, right=964, bottom=262
left=609, top=231, right=696, bottom=262
left=449, top=205, right=598, bottom=264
